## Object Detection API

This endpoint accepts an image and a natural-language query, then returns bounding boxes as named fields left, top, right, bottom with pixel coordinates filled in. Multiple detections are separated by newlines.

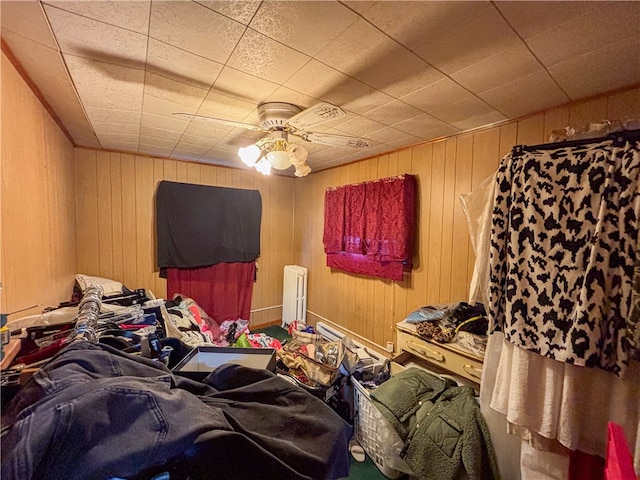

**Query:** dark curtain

left=156, top=181, right=261, bottom=274
left=167, top=262, right=255, bottom=323
left=323, top=174, right=416, bottom=281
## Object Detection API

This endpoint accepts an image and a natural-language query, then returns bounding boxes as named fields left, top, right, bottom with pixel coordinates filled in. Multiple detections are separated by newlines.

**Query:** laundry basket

left=351, top=378, right=412, bottom=479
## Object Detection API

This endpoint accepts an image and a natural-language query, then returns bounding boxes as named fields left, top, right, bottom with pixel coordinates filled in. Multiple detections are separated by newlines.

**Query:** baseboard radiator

left=316, top=321, right=387, bottom=364
left=282, top=265, right=307, bottom=327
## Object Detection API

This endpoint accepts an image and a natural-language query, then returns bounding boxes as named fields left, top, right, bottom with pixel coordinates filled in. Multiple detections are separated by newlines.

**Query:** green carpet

left=252, top=324, right=291, bottom=342
left=346, top=452, right=397, bottom=480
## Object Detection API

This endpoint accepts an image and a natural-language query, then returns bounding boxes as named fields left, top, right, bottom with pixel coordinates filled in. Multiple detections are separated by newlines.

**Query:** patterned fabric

left=489, top=139, right=640, bottom=375
left=323, top=175, right=416, bottom=280
left=626, top=232, right=640, bottom=360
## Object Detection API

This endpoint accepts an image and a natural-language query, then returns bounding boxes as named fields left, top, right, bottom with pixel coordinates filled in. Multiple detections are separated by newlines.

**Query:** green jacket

left=370, top=367, right=500, bottom=480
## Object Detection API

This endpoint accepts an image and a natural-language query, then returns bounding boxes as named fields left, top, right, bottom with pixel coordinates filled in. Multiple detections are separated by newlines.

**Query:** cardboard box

left=172, top=346, right=276, bottom=381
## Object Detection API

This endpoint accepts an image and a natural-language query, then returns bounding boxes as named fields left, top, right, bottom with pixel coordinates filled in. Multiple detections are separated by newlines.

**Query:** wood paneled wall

left=1, top=52, right=77, bottom=318
left=294, top=86, right=640, bottom=353
left=74, top=150, right=295, bottom=326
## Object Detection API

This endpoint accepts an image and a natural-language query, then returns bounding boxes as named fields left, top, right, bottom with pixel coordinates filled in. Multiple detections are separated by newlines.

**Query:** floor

left=253, top=324, right=396, bottom=480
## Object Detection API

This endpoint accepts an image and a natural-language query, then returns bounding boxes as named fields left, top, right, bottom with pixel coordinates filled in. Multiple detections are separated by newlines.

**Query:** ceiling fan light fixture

left=255, top=157, right=271, bottom=175
left=287, top=142, right=308, bottom=165
left=238, top=144, right=261, bottom=167
left=294, top=164, right=311, bottom=178
left=266, top=149, right=292, bottom=170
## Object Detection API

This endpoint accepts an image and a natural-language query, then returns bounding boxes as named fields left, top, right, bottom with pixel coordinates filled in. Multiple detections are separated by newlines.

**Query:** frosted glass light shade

left=238, top=144, right=261, bottom=167
left=255, top=158, right=271, bottom=175
left=287, top=143, right=308, bottom=165
left=294, top=164, right=311, bottom=177
left=266, top=150, right=291, bottom=170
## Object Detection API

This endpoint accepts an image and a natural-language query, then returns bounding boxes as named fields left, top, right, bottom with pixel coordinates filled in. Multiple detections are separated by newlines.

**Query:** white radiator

left=282, top=265, right=307, bottom=327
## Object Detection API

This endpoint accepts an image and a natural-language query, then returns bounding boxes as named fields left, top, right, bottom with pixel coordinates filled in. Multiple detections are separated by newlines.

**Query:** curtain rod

left=513, top=128, right=640, bottom=155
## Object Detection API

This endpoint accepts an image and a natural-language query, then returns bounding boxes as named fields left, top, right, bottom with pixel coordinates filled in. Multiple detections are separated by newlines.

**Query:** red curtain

left=166, top=261, right=255, bottom=323
left=323, top=174, right=416, bottom=281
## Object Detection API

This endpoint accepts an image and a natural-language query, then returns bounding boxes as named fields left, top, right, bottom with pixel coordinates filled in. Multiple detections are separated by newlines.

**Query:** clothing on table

left=1, top=341, right=352, bottom=480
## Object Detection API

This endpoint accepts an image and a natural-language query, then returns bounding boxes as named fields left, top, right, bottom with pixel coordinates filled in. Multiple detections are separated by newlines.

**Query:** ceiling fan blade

left=173, top=113, right=264, bottom=131
left=286, top=102, right=347, bottom=130
left=297, top=131, right=372, bottom=149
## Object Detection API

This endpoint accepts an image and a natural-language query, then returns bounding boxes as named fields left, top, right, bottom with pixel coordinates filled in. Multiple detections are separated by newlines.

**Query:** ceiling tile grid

left=1, top=0, right=638, bottom=176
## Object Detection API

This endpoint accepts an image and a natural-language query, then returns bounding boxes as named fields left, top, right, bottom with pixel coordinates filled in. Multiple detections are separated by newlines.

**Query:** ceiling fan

left=174, top=102, right=372, bottom=177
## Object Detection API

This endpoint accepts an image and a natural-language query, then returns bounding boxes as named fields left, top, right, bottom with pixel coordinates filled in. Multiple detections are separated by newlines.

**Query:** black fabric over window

left=156, top=181, right=261, bottom=275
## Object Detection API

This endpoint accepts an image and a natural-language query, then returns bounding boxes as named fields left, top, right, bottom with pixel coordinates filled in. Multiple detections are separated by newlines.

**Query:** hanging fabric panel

left=156, top=181, right=261, bottom=274
left=323, top=174, right=416, bottom=281
left=166, top=261, right=255, bottom=323
left=489, top=135, right=640, bottom=375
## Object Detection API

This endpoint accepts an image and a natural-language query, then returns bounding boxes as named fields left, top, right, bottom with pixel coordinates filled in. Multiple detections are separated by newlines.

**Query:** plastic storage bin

left=352, top=377, right=412, bottom=479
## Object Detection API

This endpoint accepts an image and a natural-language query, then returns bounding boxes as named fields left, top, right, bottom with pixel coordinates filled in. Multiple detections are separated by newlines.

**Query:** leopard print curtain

left=489, top=136, right=640, bottom=375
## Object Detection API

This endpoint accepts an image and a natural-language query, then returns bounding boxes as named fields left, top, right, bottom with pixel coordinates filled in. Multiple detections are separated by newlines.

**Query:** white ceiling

left=2, top=1, right=639, bottom=175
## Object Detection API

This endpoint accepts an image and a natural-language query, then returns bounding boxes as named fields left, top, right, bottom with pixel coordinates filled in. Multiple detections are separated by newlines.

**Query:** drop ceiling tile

left=183, top=122, right=233, bottom=140
left=213, top=67, right=279, bottom=104
left=43, top=5, right=148, bottom=67
left=146, top=38, right=223, bottom=90
left=315, top=17, right=387, bottom=72
left=362, top=100, right=423, bottom=126
left=64, top=55, right=145, bottom=111
left=170, top=150, right=205, bottom=162
left=195, top=0, right=261, bottom=25
left=93, top=122, right=141, bottom=136
left=339, top=85, right=395, bottom=118
left=347, top=41, right=445, bottom=99
left=226, top=28, right=311, bottom=84
left=340, top=2, right=376, bottom=16
left=173, top=144, right=208, bottom=156
left=149, top=1, right=244, bottom=64
left=138, top=135, right=177, bottom=149
left=203, top=146, right=240, bottom=166
left=496, top=1, right=607, bottom=40
left=250, top=1, right=358, bottom=57
left=385, top=135, right=424, bottom=150
left=451, top=43, right=544, bottom=94
left=43, top=1, right=151, bottom=34
left=221, top=129, right=264, bottom=148
left=548, top=37, right=640, bottom=100
left=356, top=1, right=488, bottom=48
left=367, top=126, right=423, bottom=149
left=141, top=112, right=189, bottom=132
left=142, top=96, right=198, bottom=118
left=1, top=31, right=69, bottom=82
left=334, top=117, right=385, bottom=138
left=1, top=1, right=58, bottom=49
left=285, top=60, right=394, bottom=116
left=179, top=134, right=220, bottom=148
left=401, top=78, right=475, bottom=113
left=393, top=113, right=460, bottom=140
left=412, top=5, right=521, bottom=75
left=429, top=97, right=507, bottom=131
left=315, top=16, right=443, bottom=98
left=525, top=2, right=640, bottom=67
left=140, top=126, right=182, bottom=142
left=97, top=132, right=140, bottom=144
left=479, top=70, right=570, bottom=118
left=86, top=107, right=141, bottom=125
left=138, top=145, right=174, bottom=158
left=197, top=90, right=263, bottom=121
left=143, top=73, right=209, bottom=109
left=264, top=87, right=318, bottom=111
